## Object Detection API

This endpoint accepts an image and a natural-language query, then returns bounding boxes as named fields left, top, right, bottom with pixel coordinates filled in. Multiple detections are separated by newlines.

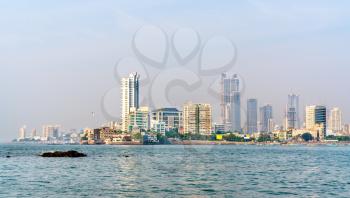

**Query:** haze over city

left=2, top=0, right=350, bottom=142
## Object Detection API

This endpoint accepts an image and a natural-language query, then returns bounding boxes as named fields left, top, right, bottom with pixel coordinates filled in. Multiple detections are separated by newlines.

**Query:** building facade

left=285, top=94, right=300, bottom=129
left=214, top=123, right=225, bottom=134
left=220, top=73, right=241, bottom=132
left=121, top=73, right=140, bottom=132
left=42, top=125, right=60, bottom=139
left=151, top=108, right=182, bottom=131
left=247, top=99, right=258, bottom=134
left=329, top=107, right=342, bottom=133
left=128, top=106, right=150, bottom=132
left=305, top=105, right=327, bottom=138
left=18, top=127, right=26, bottom=140
left=152, top=121, right=166, bottom=135
left=260, top=104, right=273, bottom=133
left=183, top=103, right=212, bottom=135
left=344, top=124, right=350, bottom=135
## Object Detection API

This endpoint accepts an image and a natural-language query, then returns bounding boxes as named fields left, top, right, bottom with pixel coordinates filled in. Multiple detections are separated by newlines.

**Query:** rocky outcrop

left=40, top=150, right=87, bottom=158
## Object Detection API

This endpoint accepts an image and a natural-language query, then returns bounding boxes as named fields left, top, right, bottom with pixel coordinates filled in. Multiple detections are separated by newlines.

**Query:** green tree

left=301, top=133, right=313, bottom=142
left=224, top=134, right=244, bottom=142
left=257, top=134, right=272, bottom=142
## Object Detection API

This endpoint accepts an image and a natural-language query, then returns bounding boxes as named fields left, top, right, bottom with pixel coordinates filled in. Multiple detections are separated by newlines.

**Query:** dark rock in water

left=6, top=156, right=10, bottom=158
left=40, top=150, right=87, bottom=158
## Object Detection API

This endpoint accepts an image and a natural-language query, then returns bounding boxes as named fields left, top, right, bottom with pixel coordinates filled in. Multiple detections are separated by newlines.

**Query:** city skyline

left=11, top=71, right=350, bottom=140
left=11, top=70, right=350, bottom=141
left=2, top=0, right=350, bottom=142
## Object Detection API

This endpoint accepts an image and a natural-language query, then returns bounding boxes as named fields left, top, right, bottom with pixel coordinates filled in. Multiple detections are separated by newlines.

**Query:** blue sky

left=1, top=0, right=350, bottom=141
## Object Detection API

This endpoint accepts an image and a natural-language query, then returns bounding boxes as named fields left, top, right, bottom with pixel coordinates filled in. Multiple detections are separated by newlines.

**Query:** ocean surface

left=1, top=144, right=350, bottom=198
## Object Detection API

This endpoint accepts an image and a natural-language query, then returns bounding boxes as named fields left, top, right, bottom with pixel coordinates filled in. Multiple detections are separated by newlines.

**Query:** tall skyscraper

left=247, top=99, right=258, bottom=134
left=329, top=107, right=342, bottom=133
left=121, top=73, right=140, bottom=132
left=183, top=102, right=212, bottom=135
left=260, top=104, right=273, bottom=133
left=231, top=79, right=241, bottom=132
left=306, top=105, right=327, bottom=137
left=285, top=94, right=300, bottom=129
left=220, top=73, right=241, bottom=132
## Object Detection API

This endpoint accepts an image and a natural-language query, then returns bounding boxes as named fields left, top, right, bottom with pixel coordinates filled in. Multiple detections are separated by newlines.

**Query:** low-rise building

left=152, top=108, right=182, bottom=131
left=152, top=121, right=166, bottom=135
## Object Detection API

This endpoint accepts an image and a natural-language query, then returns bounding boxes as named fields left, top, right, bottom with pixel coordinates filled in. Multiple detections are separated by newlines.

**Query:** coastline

left=7, top=140, right=350, bottom=146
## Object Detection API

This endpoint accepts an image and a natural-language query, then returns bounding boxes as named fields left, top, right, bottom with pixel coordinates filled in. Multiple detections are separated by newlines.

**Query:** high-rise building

left=344, top=124, right=350, bottom=135
left=305, top=105, right=327, bottom=138
left=151, top=108, right=182, bottom=131
left=220, top=73, right=241, bottom=132
left=247, top=99, right=258, bottom=134
left=260, top=104, right=273, bottom=133
left=183, top=103, right=212, bottom=135
left=42, top=125, right=60, bottom=139
left=285, top=94, right=300, bottom=129
left=121, top=73, right=140, bottom=132
left=18, top=127, right=26, bottom=140
left=268, top=119, right=275, bottom=133
left=31, top=128, right=37, bottom=138
left=329, top=107, right=342, bottom=133
left=128, top=107, right=150, bottom=132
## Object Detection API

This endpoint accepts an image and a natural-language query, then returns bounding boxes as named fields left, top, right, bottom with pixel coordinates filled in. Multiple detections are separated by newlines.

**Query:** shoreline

left=6, top=140, right=350, bottom=146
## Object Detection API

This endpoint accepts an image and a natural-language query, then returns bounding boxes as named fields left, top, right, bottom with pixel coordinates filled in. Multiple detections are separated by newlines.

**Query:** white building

left=18, top=127, right=26, bottom=140
left=152, top=121, right=166, bottom=135
left=329, top=107, right=342, bottom=133
left=121, top=73, right=140, bottom=132
left=151, top=108, right=182, bottom=131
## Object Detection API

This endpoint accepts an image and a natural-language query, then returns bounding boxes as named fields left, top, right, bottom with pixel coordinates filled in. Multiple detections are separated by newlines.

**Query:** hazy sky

left=1, top=0, right=350, bottom=142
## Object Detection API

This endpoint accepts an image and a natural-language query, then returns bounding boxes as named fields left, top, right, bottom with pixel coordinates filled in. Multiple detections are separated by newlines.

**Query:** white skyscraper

left=121, top=73, right=140, bottom=132
left=221, top=73, right=241, bottom=132
left=285, top=94, right=300, bottom=129
left=18, top=127, right=26, bottom=140
left=329, top=107, right=342, bottom=133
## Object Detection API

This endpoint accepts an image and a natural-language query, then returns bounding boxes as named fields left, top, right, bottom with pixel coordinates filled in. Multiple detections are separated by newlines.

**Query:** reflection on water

left=1, top=144, right=350, bottom=197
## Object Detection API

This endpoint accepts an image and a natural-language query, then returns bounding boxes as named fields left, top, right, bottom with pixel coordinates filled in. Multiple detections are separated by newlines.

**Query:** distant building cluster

left=16, top=125, right=80, bottom=144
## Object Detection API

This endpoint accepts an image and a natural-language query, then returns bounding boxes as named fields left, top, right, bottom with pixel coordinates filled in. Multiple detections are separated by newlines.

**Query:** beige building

left=183, top=103, right=212, bottom=135
left=18, top=127, right=26, bottom=140
left=305, top=105, right=327, bottom=138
